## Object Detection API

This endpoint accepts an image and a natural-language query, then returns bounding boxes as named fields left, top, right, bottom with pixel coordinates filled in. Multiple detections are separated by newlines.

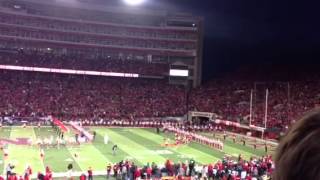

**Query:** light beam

left=123, top=0, right=145, bottom=6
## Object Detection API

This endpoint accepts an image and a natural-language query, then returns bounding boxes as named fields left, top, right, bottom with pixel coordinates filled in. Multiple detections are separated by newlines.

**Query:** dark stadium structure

left=0, top=0, right=204, bottom=87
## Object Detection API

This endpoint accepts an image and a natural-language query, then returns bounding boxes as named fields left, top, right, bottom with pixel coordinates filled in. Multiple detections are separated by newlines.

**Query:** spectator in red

left=134, top=168, right=141, bottom=179
left=8, top=174, right=17, bottom=180
left=79, top=174, right=86, bottom=180
left=165, top=159, right=173, bottom=176
left=24, top=166, right=32, bottom=180
left=207, top=163, right=213, bottom=178
left=113, top=164, right=118, bottom=178
left=45, top=166, right=52, bottom=180
left=37, top=172, right=44, bottom=180
left=146, top=165, right=152, bottom=179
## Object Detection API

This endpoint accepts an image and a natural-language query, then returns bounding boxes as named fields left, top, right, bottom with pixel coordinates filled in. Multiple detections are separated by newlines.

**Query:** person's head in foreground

left=274, top=109, right=320, bottom=180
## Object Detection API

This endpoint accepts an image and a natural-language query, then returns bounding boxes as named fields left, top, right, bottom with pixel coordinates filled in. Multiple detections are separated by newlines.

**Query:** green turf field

left=0, top=127, right=272, bottom=177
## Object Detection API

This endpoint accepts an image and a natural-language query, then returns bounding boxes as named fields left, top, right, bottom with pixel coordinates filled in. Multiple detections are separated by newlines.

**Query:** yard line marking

left=32, top=127, right=46, bottom=172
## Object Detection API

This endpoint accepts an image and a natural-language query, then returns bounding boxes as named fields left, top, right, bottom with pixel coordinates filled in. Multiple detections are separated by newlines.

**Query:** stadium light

left=123, top=0, right=145, bottom=6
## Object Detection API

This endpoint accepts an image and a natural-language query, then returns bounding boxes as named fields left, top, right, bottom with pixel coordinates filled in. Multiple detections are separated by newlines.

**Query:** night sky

left=98, top=0, right=320, bottom=80
left=157, top=0, right=320, bottom=80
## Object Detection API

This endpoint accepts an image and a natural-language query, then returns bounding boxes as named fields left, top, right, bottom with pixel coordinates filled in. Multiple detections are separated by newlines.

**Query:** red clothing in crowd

left=29, top=167, right=32, bottom=175
left=208, top=164, right=213, bottom=176
left=44, top=166, right=52, bottom=180
left=8, top=175, right=17, bottom=180
left=80, top=174, right=86, bottom=180
left=24, top=174, right=30, bottom=180
left=134, top=168, right=141, bottom=179
left=26, top=167, right=32, bottom=177
left=146, top=167, right=152, bottom=176
left=44, top=174, right=51, bottom=180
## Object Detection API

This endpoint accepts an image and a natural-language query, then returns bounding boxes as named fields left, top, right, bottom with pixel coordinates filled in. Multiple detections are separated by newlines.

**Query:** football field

left=0, top=127, right=270, bottom=177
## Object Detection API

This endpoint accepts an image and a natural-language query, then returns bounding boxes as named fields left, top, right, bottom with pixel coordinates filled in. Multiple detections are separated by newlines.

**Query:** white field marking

left=31, top=127, right=45, bottom=172
left=65, top=158, right=74, bottom=162
left=66, top=143, right=111, bottom=170
left=177, top=154, right=195, bottom=159
left=154, top=150, right=173, bottom=155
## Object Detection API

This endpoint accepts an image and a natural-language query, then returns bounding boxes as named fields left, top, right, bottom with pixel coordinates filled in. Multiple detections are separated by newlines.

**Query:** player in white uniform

left=44, top=137, right=49, bottom=149
left=56, top=137, right=61, bottom=149
left=36, top=138, right=43, bottom=148
left=104, top=134, right=109, bottom=144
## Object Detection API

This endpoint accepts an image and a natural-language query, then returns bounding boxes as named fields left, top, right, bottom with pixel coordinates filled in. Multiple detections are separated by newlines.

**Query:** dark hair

left=67, top=163, right=73, bottom=170
left=274, top=109, right=320, bottom=180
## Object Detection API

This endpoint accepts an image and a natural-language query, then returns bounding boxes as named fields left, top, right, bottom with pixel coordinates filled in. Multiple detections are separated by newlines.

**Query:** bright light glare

left=170, top=69, right=189, bottom=77
left=123, top=0, right=145, bottom=6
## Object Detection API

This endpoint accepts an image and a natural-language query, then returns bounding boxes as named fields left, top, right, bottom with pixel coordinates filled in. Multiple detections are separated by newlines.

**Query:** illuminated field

left=0, top=127, right=271, bottom=178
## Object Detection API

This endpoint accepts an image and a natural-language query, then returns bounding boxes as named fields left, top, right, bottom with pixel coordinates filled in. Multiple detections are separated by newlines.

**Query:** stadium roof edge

left=16, top=0, right=168, bottom=16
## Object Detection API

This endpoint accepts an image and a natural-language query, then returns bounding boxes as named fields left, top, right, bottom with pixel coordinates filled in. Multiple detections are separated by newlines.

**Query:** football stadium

left=0, top=0, right=318, bottom=179
left=0, top=126, right=274, bottom=179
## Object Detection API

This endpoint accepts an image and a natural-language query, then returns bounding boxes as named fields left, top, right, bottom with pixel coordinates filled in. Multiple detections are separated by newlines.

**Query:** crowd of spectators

left=1, top=66, right=319, bottom=133
left=0, top=49, right=320, bottom=134
left=189, top=79, right=320, bottom=131
left=0, top=50, right=169, bottom=76
left=0, top=70, right=186, bottom=121
left=0, top=155, right=274, bottom=180
left=106, top=155, right=274, bottom=180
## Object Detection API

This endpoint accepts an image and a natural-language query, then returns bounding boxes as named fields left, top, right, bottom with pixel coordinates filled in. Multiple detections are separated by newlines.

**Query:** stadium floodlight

left=123, top=0, right=145, bottom=6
